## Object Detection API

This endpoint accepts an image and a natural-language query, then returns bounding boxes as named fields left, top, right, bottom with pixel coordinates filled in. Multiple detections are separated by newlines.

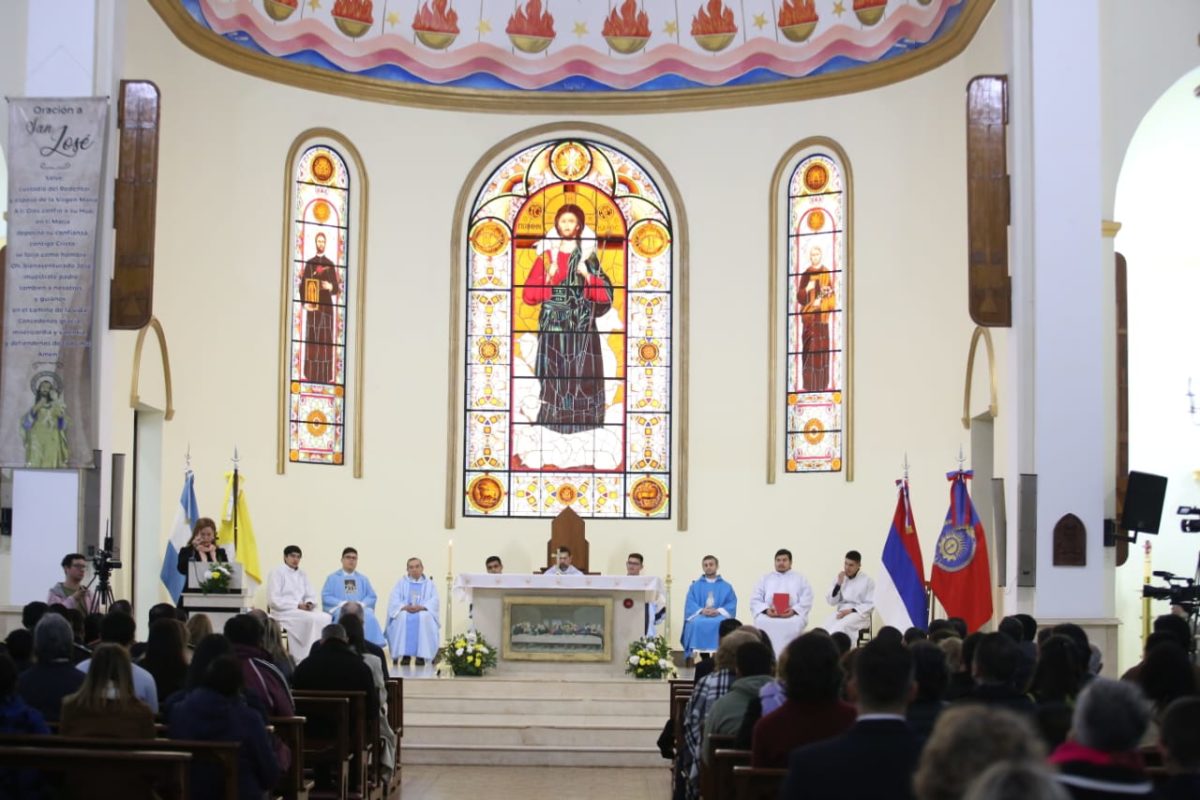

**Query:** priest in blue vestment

left=321, top=547, right=386, bottom=647
left=681, top=555, right=737, bottom=658
left=385, top=557, right=441, bottom=666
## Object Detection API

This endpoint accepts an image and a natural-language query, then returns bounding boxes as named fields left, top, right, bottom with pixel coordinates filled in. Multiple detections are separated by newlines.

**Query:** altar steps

left=399, top=675, right=671, bottom=767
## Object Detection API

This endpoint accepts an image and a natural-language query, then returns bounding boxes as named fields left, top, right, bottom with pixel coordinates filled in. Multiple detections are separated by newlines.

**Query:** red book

left=772, top=593, right=790, bottom=615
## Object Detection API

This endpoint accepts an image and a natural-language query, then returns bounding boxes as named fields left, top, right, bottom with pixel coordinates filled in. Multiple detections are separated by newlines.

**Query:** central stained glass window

left=463, top=138, right=673, bottom=519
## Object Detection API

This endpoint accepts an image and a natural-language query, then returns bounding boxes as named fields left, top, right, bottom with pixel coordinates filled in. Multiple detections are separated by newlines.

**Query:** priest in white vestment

left=543, top=547, right=583, bottom=576
left=749, top=549, right=813, bottom=658
left=385, top=557, right=441, bottom=666
left=626, top=552, right=666, bottom=637
left=267, top=545, right=332, bottom=661
left=820, top=549, right=876, bottom=637
left=321, top=546, right=386, bottom=647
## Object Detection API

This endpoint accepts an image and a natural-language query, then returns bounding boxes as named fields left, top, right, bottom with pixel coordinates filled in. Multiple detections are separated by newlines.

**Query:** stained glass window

left=287, top=145, right=350, bottom=465
left=785, top=151, right=847, bottom=473
left=463, top=138, right=673, bottom=519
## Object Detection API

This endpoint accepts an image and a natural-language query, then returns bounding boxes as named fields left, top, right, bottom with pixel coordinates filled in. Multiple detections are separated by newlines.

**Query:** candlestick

left=448, top=538, right=454, bottom=576
left=666, top=543, right=672, bottom=575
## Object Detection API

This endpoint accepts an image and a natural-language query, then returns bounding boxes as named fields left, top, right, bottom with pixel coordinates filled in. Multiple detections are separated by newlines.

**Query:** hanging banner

left=1, top=97, right=108, bottom=468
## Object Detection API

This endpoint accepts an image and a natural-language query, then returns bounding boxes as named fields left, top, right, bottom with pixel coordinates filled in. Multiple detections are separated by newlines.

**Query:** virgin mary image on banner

left=21, top=372, right=69, bottom=468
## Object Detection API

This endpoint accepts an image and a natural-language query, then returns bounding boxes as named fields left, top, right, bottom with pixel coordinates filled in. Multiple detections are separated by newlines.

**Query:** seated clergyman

left=385, top=557, right=440, bottom=667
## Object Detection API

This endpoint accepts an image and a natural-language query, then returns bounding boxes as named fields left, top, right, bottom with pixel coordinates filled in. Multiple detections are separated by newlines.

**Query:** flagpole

left=232, top=446, right=240, bottom=552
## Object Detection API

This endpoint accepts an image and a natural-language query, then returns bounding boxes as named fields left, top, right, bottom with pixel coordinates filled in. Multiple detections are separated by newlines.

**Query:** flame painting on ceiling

left=154, top=0, right=993, bottom=110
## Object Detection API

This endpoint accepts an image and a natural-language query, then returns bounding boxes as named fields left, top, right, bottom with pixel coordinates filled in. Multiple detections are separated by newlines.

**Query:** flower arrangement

left=626, top=635, right=676, bottom=680
left=198, top=562, right=233, bottom=594
left=437, top=630, right=498, bottom=677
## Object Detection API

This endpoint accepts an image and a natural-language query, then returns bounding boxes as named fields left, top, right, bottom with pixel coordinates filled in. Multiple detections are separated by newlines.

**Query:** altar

left=453, top=573, right=666, bottom=677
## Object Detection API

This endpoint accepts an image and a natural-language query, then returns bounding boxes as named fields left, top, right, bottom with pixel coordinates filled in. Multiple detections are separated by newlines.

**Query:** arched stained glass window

left=785, top=149, right=849, bottom=474
left=463, top=138, right=674, bottom=519
left=284, top=143, right=352, bottom=467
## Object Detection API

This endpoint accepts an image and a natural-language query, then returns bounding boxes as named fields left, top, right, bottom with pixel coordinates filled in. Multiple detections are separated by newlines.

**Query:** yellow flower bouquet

left=198, top=562, right=233, bottom=594
left=436, top=630, right=498, bottom=676
left=626, top=635, right=676, bottom=679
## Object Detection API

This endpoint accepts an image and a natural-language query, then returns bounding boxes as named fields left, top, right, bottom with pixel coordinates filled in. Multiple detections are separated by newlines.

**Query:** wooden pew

left=294, top=689, right=378, bottom=800
left=271, top=715, right=315, bottom=800
left=711, top=748, right=751, bottom=800
left=732, top=765, right=787, bottom=800
left=384, top=677, right=403, bottom=798
left=293, top=695, right=351, bottom=800
left=0, top=744, right=193, bottom=800
left=699, top=734, right=735, bottom=799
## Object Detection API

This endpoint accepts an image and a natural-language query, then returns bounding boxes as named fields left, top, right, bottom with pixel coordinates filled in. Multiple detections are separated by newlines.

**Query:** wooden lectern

left=543, top=507, right=591, bottom=573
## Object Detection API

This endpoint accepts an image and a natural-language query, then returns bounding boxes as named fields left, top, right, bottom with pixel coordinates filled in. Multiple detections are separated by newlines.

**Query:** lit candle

left=448, top=538, right=453, bottom=575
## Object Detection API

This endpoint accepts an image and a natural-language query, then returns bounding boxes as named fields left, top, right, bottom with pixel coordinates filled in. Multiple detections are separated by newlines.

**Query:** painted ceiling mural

left=158, top=0, right=992, bottom=109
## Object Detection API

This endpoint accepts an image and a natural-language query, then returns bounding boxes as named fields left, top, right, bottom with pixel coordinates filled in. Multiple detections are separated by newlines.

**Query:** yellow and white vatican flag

left=218, top=468, right=262, bottom=585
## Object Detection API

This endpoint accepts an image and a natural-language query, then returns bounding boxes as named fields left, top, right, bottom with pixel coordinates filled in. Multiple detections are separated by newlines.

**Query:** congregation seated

left=905, top=640, right=949, bottom=738
left=76, top=610, right=159, bottom=713
left=693, top=618, right=741, bottom=685
left=130, top=602, right=182, bottom=662
left=1121, top=614, right=1200, bottom=684
left=185, top=612, right=213, bottom=651
left=247, top=608, right=295, bottom=680
left=0, top=652, right=49, bottom=736
left=293, top=624, right=379, bottom=724
left=1159, top=696, right=1200, bottom=800
left=2, top=630, right=32, bottom=674
left=60, top=643, right=156, bottom=739
left=1048, top=678, right=1155, bottom=798
left=47, top=606, right=94, bottom=665
left=701, top=640, right=774, bottom=765
left=957, top=632, right=1036, bottom=715
left=781, top=639, right=922, bottom=800
left=342, top=611, right=396, bottom=779
left=1029, top=634, right=1085, bottom=749
left=944, top=631, right=982, bottom=701
left=168, top=654, right=281, bottom=800
left=1134, top=639, right=1196, bottom=742
left=751, top=632, right=856, bottom=768
left=225, top=614, right=295, bottom=718
left=343, top=601, right=388, bottom=671
left=83, top=611, right=104, bottom=650
left=141, top=617, right=190, bottom=704
left=17, top=614, right=85, bottom=723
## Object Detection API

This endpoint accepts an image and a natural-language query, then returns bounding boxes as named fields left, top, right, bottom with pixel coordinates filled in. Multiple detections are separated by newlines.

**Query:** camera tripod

left=86, top=564, right=117, bottom=613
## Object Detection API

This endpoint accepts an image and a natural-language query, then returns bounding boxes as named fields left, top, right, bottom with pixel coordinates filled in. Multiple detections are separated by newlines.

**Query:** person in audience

left=1087, top=644, right=1104, bottom=677
left=83, top=611, right=104, bottom=648
left=964, top=761, right=1070, bottom=800
left=341, top=601, right=387, bottom=671
left=750, top=549, right=813, bottom=659
left=999, top=615, right=1036, bottom=691
left=927, top=619, right=955, bottom=638
left=163, top=633, right=238, bottom=721
left=830, top=631, right=852, bottom=655
left=735, top=640, right=791, bottom=748
left=1136, top=640, right=1197, bottom=735
left=110, top=600, right=134, bottom=616
left=782, top=638, right=921, bottom=800
left=49, top=605, right=93, bottom=663
left=1148, top=614, right=1194, bottom=657
left=1029, top=634, right=1084, bottom=748
left=874, top=625, right=903, bottom=645
left=946, top=617, right=969, bottom=638
left=938, top=633, right=963, bottom=675
left=485, top=555, right=503, bottom=574
left=3, top=630, right=32, bottom=673
left=913, top=705, right=1045, bottom=800
left=17, top=614, right=85, bottom=722
left=752, top=631, right=856, bottom=767
left=681, top=628, right=760, bottom=799
left=958, top=632, right=1035, bottom=715
left=293, top=624, right=379, bottom=722
left=1037, top=626, right=1056, bottom=649
left=141, top=618, right=189, bottom=703
left=945, top=631, right=982, bottom=701
left=321, top=546, right=386, bottom=647
left=682, top=555, right=737, bottom=662
left=385, top=557, right=440, bottom=667
left=267, top=545, right=331, bottom=662
left=1015, top=613, right=1039, bottom=643
left=76, top=610, right=159, bottom=713
left=0, top=652, right=49, bottom=798
left=341, top=613, right=396, bottom=780
left=1052, top=623, right=1093, bottom=687
left=47, top=552, right=92, bottom=611
left=1158, top=696, right=1200, bottom=799
left=904, top=627, right=929, bottom=645
left=185, top=612, right=213, bottom=650
left=257, top=612, right=295, bottom=681
left=820, top=550, right=875, bottom=638
left=224, top=613, right=294, bottom=718
left=168, top=654, right=281, bottom=800
left=131, top=602, right=180, bottom=661
left=906, top=640, right=949, bottom=737
left=694, top=618, right=742, bottom=684
left=839, top=648, right=861, bottom=704
left=21, top=601, right=49, bottom=631
left=702, top=640, right=774, bottom=763
left=60, top=643, right=156, bottom=738
left=1049, top=678, right=1154, bottom=798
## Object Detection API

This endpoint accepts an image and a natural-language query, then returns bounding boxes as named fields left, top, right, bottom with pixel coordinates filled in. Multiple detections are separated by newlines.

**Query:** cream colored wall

left=108, top=1, right=1010, bottom=640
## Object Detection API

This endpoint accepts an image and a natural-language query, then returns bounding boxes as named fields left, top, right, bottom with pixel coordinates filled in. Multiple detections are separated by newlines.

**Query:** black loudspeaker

left=1121, top=471, right=1168, bottom=534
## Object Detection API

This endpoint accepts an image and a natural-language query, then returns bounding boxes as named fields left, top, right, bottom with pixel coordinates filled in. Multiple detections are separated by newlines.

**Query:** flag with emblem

left=930, top=469, right=993, bottom=632
left=159, top=468, right=198, bottom=603
left=217, top=468, right=262, bottom=585
left=875, top=477, right=928, bottom=630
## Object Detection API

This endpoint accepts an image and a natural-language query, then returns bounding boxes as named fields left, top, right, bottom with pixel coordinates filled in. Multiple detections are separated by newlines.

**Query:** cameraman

left=47, top=554, right=92, bottom=612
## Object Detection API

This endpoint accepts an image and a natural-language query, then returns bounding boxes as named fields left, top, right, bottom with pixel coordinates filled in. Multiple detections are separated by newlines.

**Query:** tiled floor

left=399, top=765, right=671, bottom=798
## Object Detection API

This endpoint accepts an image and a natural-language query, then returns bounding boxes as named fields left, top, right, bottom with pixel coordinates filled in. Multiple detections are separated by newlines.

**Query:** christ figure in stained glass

left=302, top=231, right=341, bottom=383
left=798, top=244, right=835, bottom=391
left=521, top=204, right=614, bottom=433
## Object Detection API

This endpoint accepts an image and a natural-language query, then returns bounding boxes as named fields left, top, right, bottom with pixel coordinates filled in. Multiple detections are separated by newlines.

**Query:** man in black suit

left=781, top=638, right=921, bottom=800
left=293, top=624, right=379, bottom=723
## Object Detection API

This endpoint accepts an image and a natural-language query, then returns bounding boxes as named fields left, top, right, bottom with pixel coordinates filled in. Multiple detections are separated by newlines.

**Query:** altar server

left=627, top=553, right=666, bottom=638
left=321, top=547, right=386, bottom=647
left=267, top=545, right=331, bottom=661
left=385, top=557, right=440, bottom=666
left=681, top=555, right=737, bottom=658
left=820, top=550, right=876, bottom=638
left=750, top=549, right=813, bottom=658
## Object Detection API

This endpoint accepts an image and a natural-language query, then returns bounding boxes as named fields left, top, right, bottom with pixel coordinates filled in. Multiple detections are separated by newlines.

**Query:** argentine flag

left=159, top=469, right=199, bottom=603
left=874, top=478, right=929, bottom=630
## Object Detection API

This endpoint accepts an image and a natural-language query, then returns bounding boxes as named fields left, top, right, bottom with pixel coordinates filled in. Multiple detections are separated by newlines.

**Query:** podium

left=181, top=562, right=253, bottom=628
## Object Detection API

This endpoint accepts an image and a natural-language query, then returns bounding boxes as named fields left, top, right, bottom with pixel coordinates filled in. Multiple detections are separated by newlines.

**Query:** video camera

left=1143, top=570, right=1200, bottom=607
left=1178, top=506, right=1200, bottom=534
left=89, top=534, right=122, bottom=576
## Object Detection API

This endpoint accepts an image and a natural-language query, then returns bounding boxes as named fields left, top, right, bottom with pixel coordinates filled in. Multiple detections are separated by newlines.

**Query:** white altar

left=180, top=562, right=254, bottom=628
left=453, top=573, right=666, bottom=677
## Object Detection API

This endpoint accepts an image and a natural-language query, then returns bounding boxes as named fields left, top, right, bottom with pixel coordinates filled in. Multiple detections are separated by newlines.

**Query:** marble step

left=405, top=695, right=667, bottom=716
left=403, top=712, right=663, bottom=748
left=400, top=675, right=675, bottom=701
left=401, top=742, right=667, bottom=768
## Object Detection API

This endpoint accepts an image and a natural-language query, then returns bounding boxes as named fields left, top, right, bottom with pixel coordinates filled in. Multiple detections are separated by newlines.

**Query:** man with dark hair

left=320, top=546, right=386, bottom=647
left=2, top=630, right=32, bottom=673
left=821, top=550, right=875, bottom=638
left=1122, top=623, right=1200, bottom=685
left=752, top=632, right=856, bottom=767
left=1050, top=678, right=1154, bottom=798
left=340, top=601, right=388, bottom=669
left=998, top=615, right=1025, bottom=642
left=224, top=613, right=294, bottom=717
left=17, top=615, right=84, bottom=722
left=485, top=556, right=503, bottom=574
left=75, top=611, right=159, bottom=712
left=1015, top=612, right=1038, bottom=642
left=751, top=548, right=813, bottom=658
left=386, top=557, right=440, bottom=667
left=902, top=627, right=928, bottom=645
left=998, top=615, right=1036, bottom=691
left=946, top=616, right=968, bottom=638
left=547, top=547, right=582, bottom=576
left=267, top=544, right=330, bottom=661
left=959, top=632, right=1035, bottom=715
left=132, top=602, right=180, bottom=660
left=626, top=553, right=666, bottom=637
left=47, top=553, right=91, bottom=611
left=829, top=631, right=852, bottom=655
left=782, top=638, right=921, bottom=799
left=293, top=624, right=379, bottom=724
left=682, top=555, right=737, bottom=661
left=702, top=641, right=774, bottom=762
left=1159, top=696, right=1200, bottom=799
left=21, top=602, right=48, bottom=631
